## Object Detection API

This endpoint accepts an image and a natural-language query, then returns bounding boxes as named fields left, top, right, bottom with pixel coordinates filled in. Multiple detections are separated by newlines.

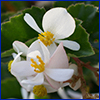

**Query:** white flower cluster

left=10, top=7, right=81, bottom=97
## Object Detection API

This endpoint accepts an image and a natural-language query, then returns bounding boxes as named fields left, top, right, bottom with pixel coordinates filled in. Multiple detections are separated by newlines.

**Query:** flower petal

left=39, top=41, right=50, bottom=63
left=61, top=82, right=69, bottom=88
left=55, top=40, right=80, bottom=51
left=11, top=61, right=35, bottom=77
left=27, top=40, right=44, bottom=60
left=67, top=89, right=82, bottom=99
left=45, top=68, right=74, bottom=82
left=28, top=40, right=50, bottom=63
left=42, top=7, right=75, bottom=39
left=27, top=50, right=42, bottom=60
left=43, top=82, right=57, bottom=93
left=28, top=92, right=35, bottom=99
left=69, top=64, right=78, bottom=75
left=12, top=52, right=22, bottom=66
left=24, top=13, right=43, bottom=33
left=47, top=42, right=57, bottom=57
left=12, top=53, right=17, bottom=59
left=13, top=41, right=28, bottom=56
left=69, top=79, right=81, bottom=91
left=57, top=88, right=70, bottom=99
left=21, top=73, right=44, bottom=85
left=21, top=88, right=28, bottom=99
left=14, top=75, right=33, bottom=92
left=21, top=83, right=34, bottom=92
left=13, top=75, right=32, bottom=92
left=44, top=73, right=61, bottom=89
left=47, top=42, right=68, bottom=69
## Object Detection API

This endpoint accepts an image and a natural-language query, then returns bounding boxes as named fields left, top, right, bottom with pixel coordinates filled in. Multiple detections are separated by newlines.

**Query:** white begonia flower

left=24, top=7, right=80, bottom=55
left=69, top=64, right=81, bottom=90
left=11, top=40, right=74, bottom=94
left=11, top=41, right=61, bottom=94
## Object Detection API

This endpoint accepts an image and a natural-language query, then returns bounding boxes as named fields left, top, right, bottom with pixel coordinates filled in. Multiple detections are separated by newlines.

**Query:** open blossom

left=10, top=40, right=74, bottom=96
left=24, top=7, right=80, bottom=55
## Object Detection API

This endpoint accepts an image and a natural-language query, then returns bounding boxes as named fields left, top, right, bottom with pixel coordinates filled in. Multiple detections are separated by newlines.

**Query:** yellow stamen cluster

left=8, top=60, right=13, bottom=72
left=30, top=56, right=45, bottom=73
left=33, top=85, right=47, bottom=97
left=38, top=31, right=55, bottom=46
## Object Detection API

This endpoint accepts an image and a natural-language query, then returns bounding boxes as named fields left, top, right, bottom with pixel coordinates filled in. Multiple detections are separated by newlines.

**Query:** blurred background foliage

left=1, top=1, right=99, bottom=99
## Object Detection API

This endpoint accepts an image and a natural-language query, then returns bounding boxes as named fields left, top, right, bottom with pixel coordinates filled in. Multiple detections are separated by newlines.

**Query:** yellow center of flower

left=33, top=85, right=47, bottom=97
left=30, top=55, right=45, bottom=73
left=8, top=60, right=13, bottom=72
left=38, top=31, right=55, bottom=46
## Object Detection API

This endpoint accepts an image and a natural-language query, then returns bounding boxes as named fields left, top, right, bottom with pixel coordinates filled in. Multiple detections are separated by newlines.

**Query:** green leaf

left=1, top=37, right=37, bottom=58
left=80, top=48, right=99, bottom=66
left=1, top=12, right=15, bottom=23
left=67, top=4, right=99, bottom=50
left=25, top=37, right=37, bottom=46
left=9, top=1, right=29, bottom=11
left=65, top=19, right=94, bottom=57
left=1, top=56, right=13, bottom=63
left=54, top=1, right=99, bottom=8
left=1, top=6, right=45, bottom=52
left=1, top=78, right=22, bottom=99
left=1, top=49, right=15, bottom=58
left=1, top=62, right=13, bottom=80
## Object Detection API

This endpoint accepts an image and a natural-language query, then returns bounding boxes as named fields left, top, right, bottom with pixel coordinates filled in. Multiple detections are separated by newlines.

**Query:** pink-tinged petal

left=47, top=42, right=68, bottom=69
left=43, top=83, right=57, bottom=93
left=13, top=41, right=28, bottom=56
left=47, top=42, right=57, bottom=57
left=45, top=68, right=74, bottom=82
left=55, top=40, right=80, bottom=51
left=69, top=79, right=81, bottom=91
left=24, top=13, right=43, bottom=33
left=14, top=75, right=33, bottom=92
left=21, top=73, right=44, bottom=85
left=44, top=73, right=61, bottom=89
left=43, top=81, right=57, bottom=93
left=42, top=7, right=75, bottom=39
left=11, top=61, right=35, bottom=77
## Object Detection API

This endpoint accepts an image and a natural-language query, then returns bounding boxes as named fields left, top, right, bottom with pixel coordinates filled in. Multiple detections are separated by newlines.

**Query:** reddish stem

left=83, top=63, right=99, bottom=72
left=63, top=79, right=72, bottom=83
left=72, top=57, right=99, bottom=72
